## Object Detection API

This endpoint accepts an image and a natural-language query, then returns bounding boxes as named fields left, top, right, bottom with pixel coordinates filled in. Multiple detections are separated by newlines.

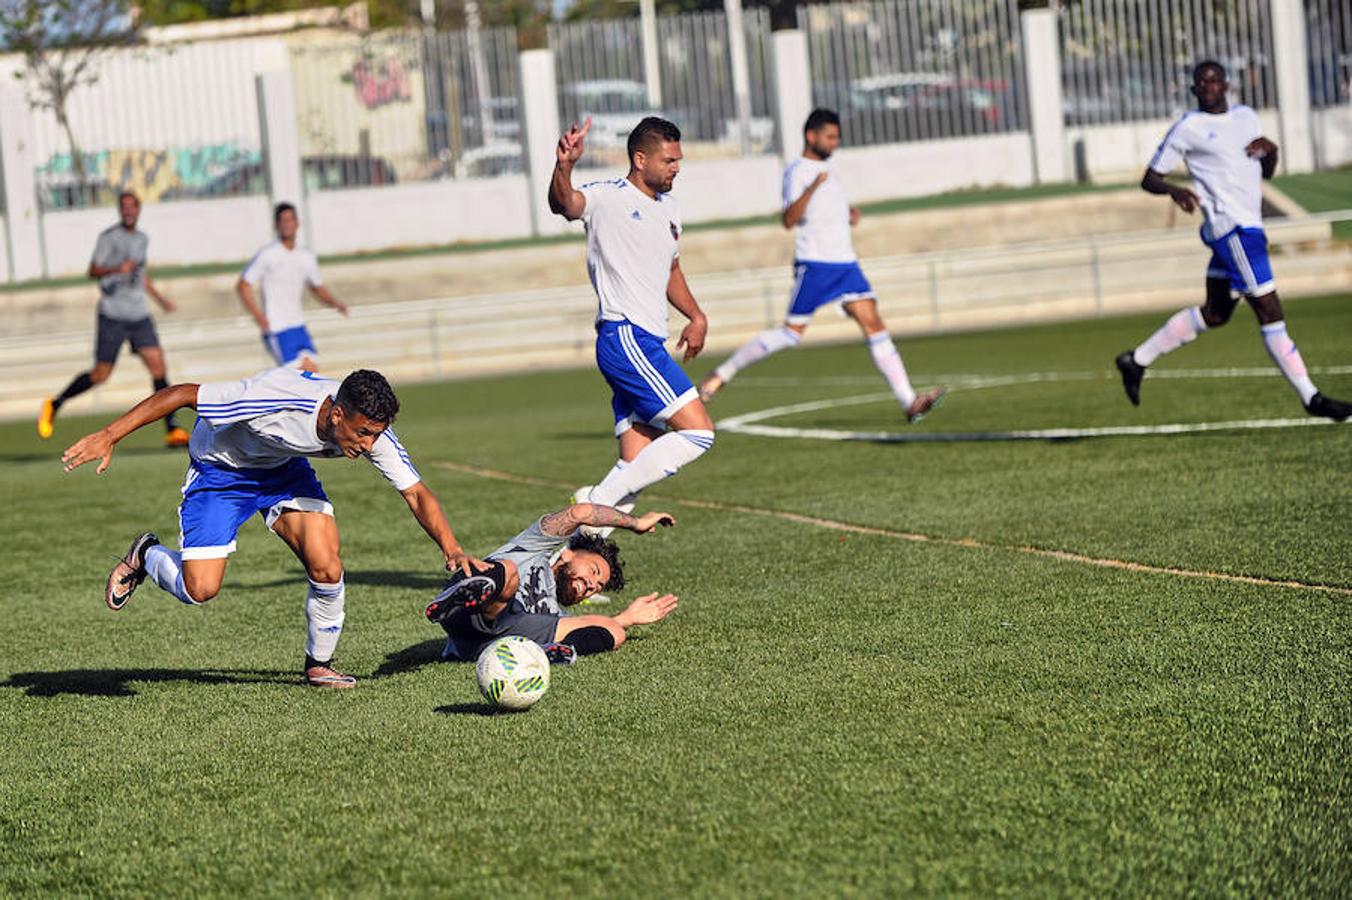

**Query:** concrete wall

left=1313, top=106, right=1352, bottom=169
left=1068, top=110, right=1285, bottom=180
left=832, top=133, right=1036, bottom=203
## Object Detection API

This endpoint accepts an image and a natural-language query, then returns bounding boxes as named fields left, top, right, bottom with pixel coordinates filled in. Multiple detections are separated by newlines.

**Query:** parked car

left=561, top=79, right=660, bottom=149
left=159, top=155, right=398, bottom=200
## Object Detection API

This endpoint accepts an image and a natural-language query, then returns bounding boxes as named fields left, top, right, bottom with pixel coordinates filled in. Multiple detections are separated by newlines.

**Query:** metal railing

left=798, top=0, right=1026, bottom=147
left=1058, top=0, right=1275, bottom=127
left=1308, top=0, right=1352, bottom=107
left=289, top=28, right=523, bottom=188
left=29, top=41, right=265, bottom=211
left=549, top=7, right=776, bottom=168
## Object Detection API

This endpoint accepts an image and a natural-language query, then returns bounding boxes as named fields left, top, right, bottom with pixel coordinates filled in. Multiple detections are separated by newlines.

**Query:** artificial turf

left=2, top=294, right=1348, bottom=896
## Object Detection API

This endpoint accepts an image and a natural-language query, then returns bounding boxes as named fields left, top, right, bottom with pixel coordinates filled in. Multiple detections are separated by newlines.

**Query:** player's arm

left=1141, top=167, right=1199, bottom=213
left=539, top=504, right=675, bottom=537
left=310, top=284, right=348, bottom=316
left=782, top=171, right=828, bottom=229
left=62, top=383, right=199, bottom=474
left=1247, top=137, right=1279, bottom=179
left=235, top=277, right=269, bottom=332
left=399, top=481, right=488, bottom=576
left=144, top=269, right=175, bottom=313
left=667, top=260, right=708, bottom=361
left=88, top=235, right=133, bottom=279
left=548, top=118, right=592, bottom=220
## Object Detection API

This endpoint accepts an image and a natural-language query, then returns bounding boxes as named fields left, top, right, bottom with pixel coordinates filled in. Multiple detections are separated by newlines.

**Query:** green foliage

left=2, top=295, right=1349, bottom=893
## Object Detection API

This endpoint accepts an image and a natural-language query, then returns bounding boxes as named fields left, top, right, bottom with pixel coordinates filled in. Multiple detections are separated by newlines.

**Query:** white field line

left=429, top=459, right=1352, bottom=598
left=727, top=365, right=1352, bottom=389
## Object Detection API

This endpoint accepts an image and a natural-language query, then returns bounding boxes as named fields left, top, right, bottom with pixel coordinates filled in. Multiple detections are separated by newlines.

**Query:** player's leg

left=131, top=322, right=186, bottom=443
left=272, top=325, right=320, bottom=372
left=1246, top=290, right=1351, bottom=419
left=270, top=509, right=355, bottom=687
left=844, top=297, right=945, bottom=423
left=40, top=316, right=124, bottom=437
left=552, top=614, right=627, bottom=654
left=589, top=397, right=714, bottom=512
left=700, top=322, right=807, bottom=402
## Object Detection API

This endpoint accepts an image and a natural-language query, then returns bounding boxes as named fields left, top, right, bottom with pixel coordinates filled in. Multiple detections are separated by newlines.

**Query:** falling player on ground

left=548, top=116, right=716, bottom=526
left=237, top=203, right=348, bottom=371
left=699, top=109, right=945, bottom=422
left=1115, top=61, right=1352, bottom=420
left=424, top=502, right=678, bottom=664
left=61, top=367, right=485, bottom=688
left=39, top=192, right=190, bottom=446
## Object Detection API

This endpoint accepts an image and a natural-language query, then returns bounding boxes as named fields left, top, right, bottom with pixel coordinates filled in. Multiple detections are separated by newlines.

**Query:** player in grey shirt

left=426, top=502, right=680, bottom=664
left=39, top=192, right=188, bottom=446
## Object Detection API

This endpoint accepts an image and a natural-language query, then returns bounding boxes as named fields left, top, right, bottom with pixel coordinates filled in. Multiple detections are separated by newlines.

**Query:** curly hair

left=568, top=531, right=625, bottom=593
left=335, top=369, right=400, bottom=424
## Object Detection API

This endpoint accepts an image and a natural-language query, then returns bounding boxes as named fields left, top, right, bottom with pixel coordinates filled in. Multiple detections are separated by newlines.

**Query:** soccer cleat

left=105, top=532, right=159, bottom=611
left=698, top=373, right=725, bottom=403
left=303, top=664, right=357, bottom=689
left=542, top=642, right=578, bottom=666
left=905, top=387, right=947, bottom=424
left=164, top=427, right=190, bottom=448
left=37, top=398, right=56, bottom=439
left=1306, top=392, right=1352, bottom=422
left=424, top=574, right=499, bottom=623
left=1115, top=350, right=1145, bottom=406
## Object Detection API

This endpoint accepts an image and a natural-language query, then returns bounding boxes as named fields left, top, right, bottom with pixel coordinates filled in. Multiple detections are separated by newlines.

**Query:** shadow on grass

left=0, top=668, right=299, bottom=697
left=434, top=702, right=503, bottom=716
left=372, top=639, right=446, bottom=677
left=237, top=570, right=447, bottom=591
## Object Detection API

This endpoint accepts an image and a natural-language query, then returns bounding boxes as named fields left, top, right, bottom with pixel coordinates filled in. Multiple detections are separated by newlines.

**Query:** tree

left=0, top=0, right=141, bottom=182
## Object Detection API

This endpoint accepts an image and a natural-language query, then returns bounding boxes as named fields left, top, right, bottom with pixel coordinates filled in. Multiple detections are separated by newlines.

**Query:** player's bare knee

left=183, top=573, right=220, bottom=603
left=1248, top=292, right=1283, bottom=325
left=1201, top=305, right=1232, bottom=328
left=88, top=366, right=112, bottom=385
left=307, top=559, right=344, bottom=585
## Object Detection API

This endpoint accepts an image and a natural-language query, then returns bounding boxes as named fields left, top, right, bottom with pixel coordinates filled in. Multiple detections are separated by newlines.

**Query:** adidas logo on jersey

left=630, top=210, right=642, bottom=221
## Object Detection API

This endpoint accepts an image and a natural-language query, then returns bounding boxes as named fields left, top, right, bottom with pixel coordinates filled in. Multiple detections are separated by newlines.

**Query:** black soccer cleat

left=105, top=532, right=159, bottom=611
left=424, top=573, right=499, bottom=624
left=1115, top=350, right=1145, bottom=406
left=1305, top=392, right=1352, bottom=422
left=542, top=642, right=578, bottom=666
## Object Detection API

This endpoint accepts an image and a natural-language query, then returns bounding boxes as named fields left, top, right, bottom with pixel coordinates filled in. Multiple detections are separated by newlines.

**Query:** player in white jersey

left=549, top=116, right=716, bottom=523
left=237, top=203, right=348, bottom=371
left=699, top=109, right=945, bottom=422
left=1116, top=61, right=1352, bottom=420
left=61, top=367, right=485, bottom=688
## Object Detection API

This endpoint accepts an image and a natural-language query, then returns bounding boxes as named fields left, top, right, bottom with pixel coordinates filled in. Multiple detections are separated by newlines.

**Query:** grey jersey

left=91, top=225, right=150, bottom=321
left=488, top=517, right=568, bottom=615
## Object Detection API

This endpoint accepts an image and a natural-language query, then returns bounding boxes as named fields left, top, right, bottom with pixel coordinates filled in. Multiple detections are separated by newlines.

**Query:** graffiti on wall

left=37, top=142, right=263, bottom=207
left=346, top=52, right=414, bottom=110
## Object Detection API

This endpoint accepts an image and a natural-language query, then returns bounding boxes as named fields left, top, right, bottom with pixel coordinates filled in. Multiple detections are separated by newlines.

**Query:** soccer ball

left=475, top=636, right=551, bottom=710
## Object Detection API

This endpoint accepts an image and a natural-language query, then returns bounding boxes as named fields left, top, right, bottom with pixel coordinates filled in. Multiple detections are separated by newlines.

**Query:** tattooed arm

left=539, top=504, right=676, bottom=537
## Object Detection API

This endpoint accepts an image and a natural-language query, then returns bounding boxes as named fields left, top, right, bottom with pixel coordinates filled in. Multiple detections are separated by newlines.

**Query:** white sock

left=1261, top=321, right=1318, bottom=404
left=589, top=430, right=714, bottom=506
left=714, top=327, right=801, bottom=382
left=867, top=332, right=916, bottom=408
left=305, top=577, right=346, bottom=663
left=143, top=544, right=199, bottom=605
left=1134, top=306, right=1206, bottom=367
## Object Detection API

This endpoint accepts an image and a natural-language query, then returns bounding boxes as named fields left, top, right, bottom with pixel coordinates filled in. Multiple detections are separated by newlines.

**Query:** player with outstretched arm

left=61, top=367, right=485, bottom=688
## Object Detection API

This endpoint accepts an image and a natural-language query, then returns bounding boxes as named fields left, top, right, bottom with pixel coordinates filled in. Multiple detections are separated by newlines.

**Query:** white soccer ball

left=475, top=636, right=551, bottom=710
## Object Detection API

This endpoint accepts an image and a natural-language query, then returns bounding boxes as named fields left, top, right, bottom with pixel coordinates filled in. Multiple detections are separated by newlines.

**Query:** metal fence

left=1058, top=0, right=1275, bottom=127
left=798, top=0, right=1025, bottom=147
left=549, top=7, right=776, bottom=169
left=28, top=41, right=264, bottom=211
left=1308, top=0, right=1352, bottom=107
left=289, top=29, right=523, bottom=189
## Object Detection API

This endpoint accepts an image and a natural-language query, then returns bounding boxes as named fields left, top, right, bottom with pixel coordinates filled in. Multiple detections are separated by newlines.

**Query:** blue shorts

left=178, top=457, right=332, bottom=559
left=1204, top=226, right=1275, bottom=297
left=595, top=319, right=697, bottom=435
left=787, top=260, right=874, bottom=324
left=264, top=325, right=317, bottom=366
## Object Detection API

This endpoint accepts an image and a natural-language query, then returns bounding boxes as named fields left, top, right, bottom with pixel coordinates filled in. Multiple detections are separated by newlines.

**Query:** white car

left=562, top=79, right=661, bottom=149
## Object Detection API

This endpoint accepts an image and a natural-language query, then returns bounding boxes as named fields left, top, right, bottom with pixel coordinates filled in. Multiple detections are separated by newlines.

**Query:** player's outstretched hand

left=676, top=316, right=707, bottom=361
left=62, top=429, right=115, bottom=474
left=1168, top=185, right=1199, bottom=214
left=556, top=117, right=592, bottom=167
left=622, top=592, right=679, bottom=625
left=631, top=511, right=676, bottom=534
left=445, top=551, right=491, bottom=578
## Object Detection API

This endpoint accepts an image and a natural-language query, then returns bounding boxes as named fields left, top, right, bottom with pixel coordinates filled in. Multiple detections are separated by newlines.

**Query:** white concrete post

left=519, top=48, right=567, bottom=237
left=640, top=0, right=662, bottom=108
left=255, top=71, right=306, bottom=239
left=771, top=30, right=811, bottom=166
left=1270, top=0, right=1314, bottom=173
left=0, top=84, right=45, bottom=282
left=725, top=0, right=754, bottom=155
left=1020, top=7, right=1068, bottom=184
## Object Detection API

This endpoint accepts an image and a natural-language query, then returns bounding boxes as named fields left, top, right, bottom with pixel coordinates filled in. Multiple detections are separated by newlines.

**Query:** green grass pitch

left=2, top=294, right=1349, bottom=896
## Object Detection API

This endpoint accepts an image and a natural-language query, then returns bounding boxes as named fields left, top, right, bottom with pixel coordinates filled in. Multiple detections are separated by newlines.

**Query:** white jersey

left=190, top=367, right=421, bottom=491
left=240, top=240, right=323, bottom=333
left=1148, top=105, right=1265, bottom=241
left=579, top=177, right=682, bottom=339
left=783, top=157, right=856, bottom=264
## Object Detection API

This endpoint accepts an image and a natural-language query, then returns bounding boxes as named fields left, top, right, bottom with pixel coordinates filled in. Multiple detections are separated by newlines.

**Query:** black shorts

left=96, top=314, right=159, bottom=364
left=440, top=601, right=559, bottom=661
